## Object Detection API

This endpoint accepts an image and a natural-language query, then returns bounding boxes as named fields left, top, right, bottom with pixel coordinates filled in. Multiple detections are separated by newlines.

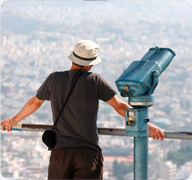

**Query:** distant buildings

left=1, top=1, right=192, bottom=179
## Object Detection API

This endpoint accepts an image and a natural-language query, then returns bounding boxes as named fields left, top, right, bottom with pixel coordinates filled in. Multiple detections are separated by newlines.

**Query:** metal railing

left=12, top=123, right=192, bottom=140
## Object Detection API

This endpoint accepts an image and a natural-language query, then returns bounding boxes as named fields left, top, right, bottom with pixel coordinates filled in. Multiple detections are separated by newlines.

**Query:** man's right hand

left=148, top=123, right=165, bottom=141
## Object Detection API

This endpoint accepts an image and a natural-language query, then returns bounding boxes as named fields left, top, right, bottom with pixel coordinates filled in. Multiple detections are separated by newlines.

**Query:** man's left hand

left=148, top=123, right=165, bottom=141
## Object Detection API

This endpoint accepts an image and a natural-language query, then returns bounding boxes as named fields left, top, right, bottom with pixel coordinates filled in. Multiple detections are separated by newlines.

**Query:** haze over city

left=1, top=1, right=192, bottom=179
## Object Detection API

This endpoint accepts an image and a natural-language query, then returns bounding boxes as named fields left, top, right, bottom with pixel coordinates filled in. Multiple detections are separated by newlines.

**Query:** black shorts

left=48, top=146, right=103, bottom=179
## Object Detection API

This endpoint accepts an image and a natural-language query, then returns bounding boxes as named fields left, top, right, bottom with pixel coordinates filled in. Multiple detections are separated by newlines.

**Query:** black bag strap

left=52, top=71, right=84, bottom=130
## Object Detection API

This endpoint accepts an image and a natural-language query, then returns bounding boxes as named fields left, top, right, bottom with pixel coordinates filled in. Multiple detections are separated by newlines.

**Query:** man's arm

left=1, top=96, right=45, bottom=132
left=106, top=95, right=132, bottom=116
left=106, top=95, right=165, bottom=141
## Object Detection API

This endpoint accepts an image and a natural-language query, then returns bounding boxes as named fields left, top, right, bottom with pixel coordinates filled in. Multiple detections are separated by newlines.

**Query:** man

left=1, top=40, right=165, bottom=179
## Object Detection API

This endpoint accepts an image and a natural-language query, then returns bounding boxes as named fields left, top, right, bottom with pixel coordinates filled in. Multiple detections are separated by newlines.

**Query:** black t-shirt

left=36, top=70, right=116, bottom=151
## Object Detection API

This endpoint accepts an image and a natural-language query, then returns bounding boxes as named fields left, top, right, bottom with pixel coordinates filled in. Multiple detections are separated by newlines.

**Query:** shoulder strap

left=53, top=71, right=84, bottom=129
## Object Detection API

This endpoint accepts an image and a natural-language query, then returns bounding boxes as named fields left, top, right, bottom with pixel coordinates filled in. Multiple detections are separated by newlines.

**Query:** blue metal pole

left=134, top=136, right=148, bottom=180
left=125, top=107, right=149, bottom=179
left=133, top=107, right=148, bottom=180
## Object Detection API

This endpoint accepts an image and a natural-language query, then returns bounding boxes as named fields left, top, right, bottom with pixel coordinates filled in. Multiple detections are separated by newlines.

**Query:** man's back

left=36, top=69, right=116, bottom=151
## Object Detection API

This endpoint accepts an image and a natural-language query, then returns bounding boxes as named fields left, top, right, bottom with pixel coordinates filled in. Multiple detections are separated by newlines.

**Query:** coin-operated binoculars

left=115, top=47, right=176, bottom=180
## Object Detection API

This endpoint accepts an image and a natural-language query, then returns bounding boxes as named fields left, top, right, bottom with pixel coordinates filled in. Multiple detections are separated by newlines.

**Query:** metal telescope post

left=115, top=47, right=176, bottom=180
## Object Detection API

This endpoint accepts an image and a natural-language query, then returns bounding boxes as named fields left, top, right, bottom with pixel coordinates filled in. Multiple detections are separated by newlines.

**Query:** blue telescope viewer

left=116, top=47, right=176, bottom=105
left=115, top=47, right=176, bottom=180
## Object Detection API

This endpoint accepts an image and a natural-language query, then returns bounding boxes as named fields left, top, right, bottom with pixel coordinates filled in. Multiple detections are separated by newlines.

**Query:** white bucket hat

left=68, top=40, right=102, bottom=66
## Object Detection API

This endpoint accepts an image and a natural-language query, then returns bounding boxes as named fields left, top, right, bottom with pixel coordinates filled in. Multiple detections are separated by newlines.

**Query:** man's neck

left=70, top=63, right=92, bottom=72
left=70, top=65, right=85, bottom=71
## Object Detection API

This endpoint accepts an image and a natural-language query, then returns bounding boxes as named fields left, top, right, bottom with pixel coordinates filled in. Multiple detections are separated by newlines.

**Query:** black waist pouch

left=42, top=130, right=56, bottom=150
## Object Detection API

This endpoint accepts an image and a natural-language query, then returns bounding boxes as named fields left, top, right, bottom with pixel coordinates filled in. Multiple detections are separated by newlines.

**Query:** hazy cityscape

left=1, top=1, right=192, bottom=180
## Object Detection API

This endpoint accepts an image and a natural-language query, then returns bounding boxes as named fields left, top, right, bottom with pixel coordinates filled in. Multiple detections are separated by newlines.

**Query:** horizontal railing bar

left=98, top=128, right=192, bottom=140
left=9, top=123, right=192, bottom=140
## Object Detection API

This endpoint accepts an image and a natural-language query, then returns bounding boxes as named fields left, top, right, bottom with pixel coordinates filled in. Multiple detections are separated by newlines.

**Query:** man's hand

left=1, top=96, right=45, bottom=132
left=106, top=96, right=166, bottom=141
left=148, top=123, right=165, bottom=141
left=1, top=117, right=17, bottom=132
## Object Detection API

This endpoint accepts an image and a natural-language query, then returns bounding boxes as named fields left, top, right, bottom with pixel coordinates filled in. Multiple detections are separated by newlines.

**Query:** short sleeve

left=36, top=73, right=53, bottom=100
left=96, top=74, right=117, bottom=102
